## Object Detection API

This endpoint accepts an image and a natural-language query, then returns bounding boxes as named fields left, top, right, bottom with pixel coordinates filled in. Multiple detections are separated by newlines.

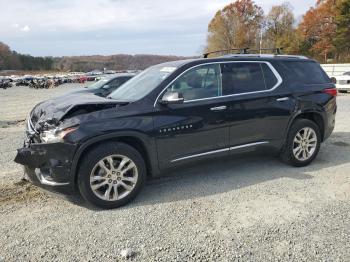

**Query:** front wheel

left=78, top=142, right=146, bottom=209
left=280, top=119, right=321, bottom=167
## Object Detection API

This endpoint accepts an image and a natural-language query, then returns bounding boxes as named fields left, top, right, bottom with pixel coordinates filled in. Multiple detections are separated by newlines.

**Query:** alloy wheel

left=292, top=127, right=317, bottom=161
left=89, top=154, right=138, bottom=201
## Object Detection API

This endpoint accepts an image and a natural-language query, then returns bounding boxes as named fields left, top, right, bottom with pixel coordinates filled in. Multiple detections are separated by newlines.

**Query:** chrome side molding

left=229, top=141, right=269, bottom=151
left=171, top=141, right=269, bottom=163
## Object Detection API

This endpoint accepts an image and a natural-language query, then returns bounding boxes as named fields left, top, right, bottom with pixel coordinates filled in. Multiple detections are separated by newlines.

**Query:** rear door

left=220, top=62, right=294, bottom=150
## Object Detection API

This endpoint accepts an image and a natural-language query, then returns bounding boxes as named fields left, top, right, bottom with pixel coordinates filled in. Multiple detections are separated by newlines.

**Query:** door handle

left=210, top=105, right=227, bottom=111
left=276, top=97, right=289, bottom=102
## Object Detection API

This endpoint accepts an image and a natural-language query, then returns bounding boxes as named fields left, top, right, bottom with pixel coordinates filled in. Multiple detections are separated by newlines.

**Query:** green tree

left=333, top=0, right=350, bottom=61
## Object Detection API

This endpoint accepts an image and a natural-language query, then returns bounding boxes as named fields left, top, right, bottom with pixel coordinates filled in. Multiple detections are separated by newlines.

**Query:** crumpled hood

left=30, top=93, right=120, bottom=131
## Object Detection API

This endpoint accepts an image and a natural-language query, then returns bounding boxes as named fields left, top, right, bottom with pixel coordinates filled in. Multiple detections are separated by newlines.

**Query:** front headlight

left=40, top=126, right=78, bottom=143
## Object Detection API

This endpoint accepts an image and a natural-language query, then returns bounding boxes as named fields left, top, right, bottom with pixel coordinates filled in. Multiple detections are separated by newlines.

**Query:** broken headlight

left=40, top=126, right=78, bottom=143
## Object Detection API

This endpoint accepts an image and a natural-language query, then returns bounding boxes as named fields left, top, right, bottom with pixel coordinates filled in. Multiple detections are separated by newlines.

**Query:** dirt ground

left=0, top=85, right=349, bottom=261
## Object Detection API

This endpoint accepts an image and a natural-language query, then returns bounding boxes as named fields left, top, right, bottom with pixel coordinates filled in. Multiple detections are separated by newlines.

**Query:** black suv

left=15, top=54, right=337, bottom=208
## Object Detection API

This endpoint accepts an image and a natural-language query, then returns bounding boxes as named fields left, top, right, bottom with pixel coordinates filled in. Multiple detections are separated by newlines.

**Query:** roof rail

left=203, top=48, right=250, bottom=58
left=249, top=47, right=283, bottom=55
left=203, top=47, right=284, bottom=58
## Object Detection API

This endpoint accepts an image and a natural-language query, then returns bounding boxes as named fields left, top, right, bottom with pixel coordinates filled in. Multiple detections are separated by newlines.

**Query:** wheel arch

left=69, top=132, right=159, bottom=187
left=287, top=110, right=325, bottom=142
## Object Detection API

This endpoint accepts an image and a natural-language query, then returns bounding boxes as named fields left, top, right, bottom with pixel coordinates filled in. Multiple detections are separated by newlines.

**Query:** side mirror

left=102, top=84, right=110, bottom=89
left=160, top=91, right=184, bottom=105
left=330, top=77, right=337, bottom=84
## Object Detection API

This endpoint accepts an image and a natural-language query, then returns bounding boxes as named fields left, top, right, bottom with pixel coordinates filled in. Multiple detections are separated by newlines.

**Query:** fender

left=68, top=131, right=160, bottom=187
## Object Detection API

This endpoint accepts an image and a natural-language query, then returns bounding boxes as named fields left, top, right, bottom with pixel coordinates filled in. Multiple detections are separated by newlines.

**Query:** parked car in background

left=78, top=73, right=136, bottom=97
left=335, top=72, right=350, bottom=92
left=78, top=75, right=88, bottom=83
left=0, top=78, right=12, bottom=89
left=15, top=53, right=336, bottom=208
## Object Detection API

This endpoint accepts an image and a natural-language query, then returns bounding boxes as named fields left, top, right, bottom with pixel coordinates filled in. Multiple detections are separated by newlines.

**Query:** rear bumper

left=14, top=142, right=77, bottom=193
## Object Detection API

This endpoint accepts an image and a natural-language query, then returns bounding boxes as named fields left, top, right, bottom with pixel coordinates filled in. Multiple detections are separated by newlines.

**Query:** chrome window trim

left=154, top=61, right=283, bottom=107
left=171, top=141, right=269, bottom=163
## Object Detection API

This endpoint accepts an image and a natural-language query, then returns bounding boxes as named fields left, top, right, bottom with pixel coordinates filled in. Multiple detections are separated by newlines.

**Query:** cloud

left=0, top=0, right=316, bottom=56
left=20, top=25, right=30, bottom=32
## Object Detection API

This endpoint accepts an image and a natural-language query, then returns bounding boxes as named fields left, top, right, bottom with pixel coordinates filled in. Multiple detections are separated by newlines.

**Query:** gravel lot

left=0, top=85, right=349, bottom=261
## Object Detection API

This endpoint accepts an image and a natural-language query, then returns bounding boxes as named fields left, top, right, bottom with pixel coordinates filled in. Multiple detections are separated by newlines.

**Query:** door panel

left=154, top=100, right=230, bottom=168
left=219, top=62, right=294, bottom=149
left=225, top=91, right=295, bottom=149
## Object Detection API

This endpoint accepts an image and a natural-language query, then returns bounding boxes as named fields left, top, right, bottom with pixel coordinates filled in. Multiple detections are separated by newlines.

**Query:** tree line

left=0, top=42, right=54, bottom=71
left=0, top=41, right=188, bottom=72
left=206, top=0, right=350, bottom=62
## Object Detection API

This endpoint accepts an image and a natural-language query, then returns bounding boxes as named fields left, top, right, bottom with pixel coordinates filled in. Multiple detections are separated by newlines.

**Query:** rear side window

left=221, top=63, right=271, bottom=95
left=284, top=61, right=330, bottom=84
left=261, top=63, right=278, bottom=89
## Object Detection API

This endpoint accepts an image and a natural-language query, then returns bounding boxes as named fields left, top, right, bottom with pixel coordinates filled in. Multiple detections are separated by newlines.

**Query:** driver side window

left=165, top=64, right=221, bottom=101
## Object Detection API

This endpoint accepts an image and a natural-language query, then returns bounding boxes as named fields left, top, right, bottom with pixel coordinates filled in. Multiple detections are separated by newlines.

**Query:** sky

left=0, top=0, right=316, bottom=57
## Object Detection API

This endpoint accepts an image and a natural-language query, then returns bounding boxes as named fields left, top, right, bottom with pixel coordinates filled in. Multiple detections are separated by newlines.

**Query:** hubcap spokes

left=293, top=127, right=317, bottom=161
left=90, top=155, right=138, bottom=201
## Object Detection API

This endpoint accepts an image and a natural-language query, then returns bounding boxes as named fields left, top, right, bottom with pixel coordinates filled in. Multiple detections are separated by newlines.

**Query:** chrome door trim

left=154, top=61, right=283, bottom=107
left=229, top=141, right=269, bottom=151
left=170, top=141, right=269, bottom=163
left=171, top=148, right=230, bottom=163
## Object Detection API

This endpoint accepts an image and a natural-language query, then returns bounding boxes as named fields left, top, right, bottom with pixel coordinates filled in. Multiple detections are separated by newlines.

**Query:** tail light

left=322, top=88, right=337, bottom=97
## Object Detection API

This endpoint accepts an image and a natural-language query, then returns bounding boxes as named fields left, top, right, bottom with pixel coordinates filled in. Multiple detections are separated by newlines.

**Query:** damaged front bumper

left=14, top=142, right=77, bottom=193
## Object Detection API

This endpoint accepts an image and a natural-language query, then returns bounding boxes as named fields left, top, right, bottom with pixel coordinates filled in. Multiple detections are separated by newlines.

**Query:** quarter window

left=165, top=64, right=221, bottom=101
left=261, top=63, right=278, bottom=89
left=221, top=63, right=269, bottom=95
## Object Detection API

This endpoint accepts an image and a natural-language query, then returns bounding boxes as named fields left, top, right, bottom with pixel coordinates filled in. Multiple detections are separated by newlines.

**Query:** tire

left=77, top=142, right=146, bottom=209
left=280, top=119, right=321, bottom=167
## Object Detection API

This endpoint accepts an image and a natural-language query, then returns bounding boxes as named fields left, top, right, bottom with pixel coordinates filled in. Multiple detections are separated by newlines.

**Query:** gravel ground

left=0, top=85, right=349, bottom=261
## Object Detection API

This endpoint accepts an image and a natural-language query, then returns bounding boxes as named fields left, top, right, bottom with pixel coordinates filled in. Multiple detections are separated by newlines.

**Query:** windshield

left=87, top=79, right=109, bottom=89
left=109, top=64, right=177, bottom=101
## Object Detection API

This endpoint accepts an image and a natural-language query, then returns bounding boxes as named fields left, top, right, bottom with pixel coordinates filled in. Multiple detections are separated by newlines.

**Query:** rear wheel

left=78, top=142, right=146, bottom=209
left=280, top=119, right=321, bottom=167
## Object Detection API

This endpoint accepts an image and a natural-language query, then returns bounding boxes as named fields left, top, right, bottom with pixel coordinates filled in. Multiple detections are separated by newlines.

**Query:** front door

left=154, top=63, right=230, bottom=168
